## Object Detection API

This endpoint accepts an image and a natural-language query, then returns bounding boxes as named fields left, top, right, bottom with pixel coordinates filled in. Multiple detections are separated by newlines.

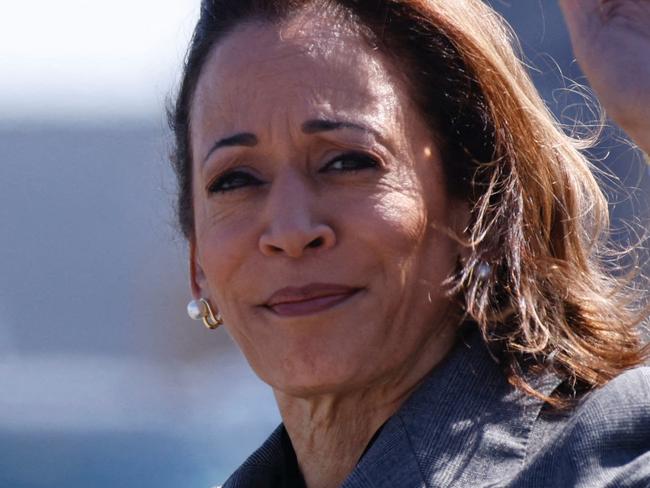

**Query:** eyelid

left=319, top=150, right=384, bottom=172
left=310, top=130, right=394, bottom=161
left=205, top=166, right=262, bottom=194
left=201, top=148, right=257, bottom=186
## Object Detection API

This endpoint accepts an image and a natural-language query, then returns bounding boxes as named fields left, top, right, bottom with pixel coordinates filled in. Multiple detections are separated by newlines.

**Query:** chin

left=265, top=355, right=373, bottom=398
left=273, top=376, right=362, bottom=399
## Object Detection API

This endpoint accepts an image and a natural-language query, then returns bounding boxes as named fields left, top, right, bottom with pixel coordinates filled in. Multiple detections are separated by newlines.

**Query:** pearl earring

left=476, top=261, right=491, bottom=281
left=187, top=298, right=224, bottom=330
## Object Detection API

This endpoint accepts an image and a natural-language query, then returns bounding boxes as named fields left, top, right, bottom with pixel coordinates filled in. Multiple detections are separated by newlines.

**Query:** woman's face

left=189, top=12, right=467, bottom=397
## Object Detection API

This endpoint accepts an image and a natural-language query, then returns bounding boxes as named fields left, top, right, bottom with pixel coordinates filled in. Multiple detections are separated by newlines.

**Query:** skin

left=188, top=8, right=468, bottom=488
left=559, top=0, right=650, bottom=155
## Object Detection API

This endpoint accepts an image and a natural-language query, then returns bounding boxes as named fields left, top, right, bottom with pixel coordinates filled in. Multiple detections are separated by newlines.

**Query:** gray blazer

left=221, top=329, right=650, bottom=487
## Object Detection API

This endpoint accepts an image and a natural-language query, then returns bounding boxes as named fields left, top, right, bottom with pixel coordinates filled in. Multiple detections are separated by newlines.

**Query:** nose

left=258, top=174, right=336, bottom=258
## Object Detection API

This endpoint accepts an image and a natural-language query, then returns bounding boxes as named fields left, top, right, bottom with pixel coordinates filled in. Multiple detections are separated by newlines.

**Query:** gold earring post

left=199, top=298, right=223, bottom=329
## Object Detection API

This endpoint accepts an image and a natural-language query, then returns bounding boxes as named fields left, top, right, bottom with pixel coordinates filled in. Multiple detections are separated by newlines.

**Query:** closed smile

left=262, top=283, right=363, bottom=317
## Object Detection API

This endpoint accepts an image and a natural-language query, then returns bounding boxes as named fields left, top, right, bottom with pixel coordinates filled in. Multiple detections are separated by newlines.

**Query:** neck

left=275, top=387, right=401, bottom=488
left=274, top=328, right=458, bottom=488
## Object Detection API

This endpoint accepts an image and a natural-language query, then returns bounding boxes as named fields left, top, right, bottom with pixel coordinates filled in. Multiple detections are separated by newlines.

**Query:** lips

left=263, top=283, right=362, bottom=317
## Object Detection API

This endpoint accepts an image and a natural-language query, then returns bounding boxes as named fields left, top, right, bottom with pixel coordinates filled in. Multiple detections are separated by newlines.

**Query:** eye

left=207, top=170, right=263, bottom=193
left=320, top=152, right=379, bottom=173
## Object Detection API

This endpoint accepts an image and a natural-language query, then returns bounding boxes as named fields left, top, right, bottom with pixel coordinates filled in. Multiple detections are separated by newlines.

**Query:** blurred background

left=1, top=1, right=648, bottom=487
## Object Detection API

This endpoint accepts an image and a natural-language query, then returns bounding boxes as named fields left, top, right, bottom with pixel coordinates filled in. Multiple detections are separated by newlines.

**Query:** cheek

left=360, top=172, right=426, bottom=230
left=357, top=183, right=430, bottom=266
left=193, top=199, right=260, bottom=304
left=372, top=191, right=426, bottom=237
left=361, top=178, right=459, bottom=311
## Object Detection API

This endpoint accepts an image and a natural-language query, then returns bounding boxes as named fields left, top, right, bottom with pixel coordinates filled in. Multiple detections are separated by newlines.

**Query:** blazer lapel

left=342, top=413, right=429, bottom=488
left=343, top=328, right=562, bottom=488
left=221, top=425, right=286, bottom=488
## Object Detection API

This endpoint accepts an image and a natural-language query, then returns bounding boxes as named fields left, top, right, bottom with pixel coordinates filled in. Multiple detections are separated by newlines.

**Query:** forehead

left=190, top=10, right=410, bottom=141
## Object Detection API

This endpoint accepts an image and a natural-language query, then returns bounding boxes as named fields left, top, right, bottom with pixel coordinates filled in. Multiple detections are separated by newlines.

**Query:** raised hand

left=559, top=0, right=650, bottom=154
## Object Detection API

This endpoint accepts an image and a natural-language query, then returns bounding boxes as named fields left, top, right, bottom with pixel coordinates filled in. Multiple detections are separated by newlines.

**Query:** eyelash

left=319, top=152, right=379, bottom=173
left=207, top=171, right=262, bottom=193
left=207, top=152, right=380, bottom=194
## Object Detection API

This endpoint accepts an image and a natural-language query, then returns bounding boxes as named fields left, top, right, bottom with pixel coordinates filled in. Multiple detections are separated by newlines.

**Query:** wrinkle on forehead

left=190, top=6, right=420, bottom=161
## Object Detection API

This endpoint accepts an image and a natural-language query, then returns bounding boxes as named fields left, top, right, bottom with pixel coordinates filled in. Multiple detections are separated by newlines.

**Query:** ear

left=189, top=237, right=208, bottom=300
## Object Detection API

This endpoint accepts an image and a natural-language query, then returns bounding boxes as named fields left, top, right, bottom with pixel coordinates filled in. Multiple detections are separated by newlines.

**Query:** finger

left=558, top=0, right=602, bottom=37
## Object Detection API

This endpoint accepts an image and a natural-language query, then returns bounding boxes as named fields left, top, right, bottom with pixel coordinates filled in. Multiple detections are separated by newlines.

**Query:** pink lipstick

left=264, top=283, right=361, bottom=317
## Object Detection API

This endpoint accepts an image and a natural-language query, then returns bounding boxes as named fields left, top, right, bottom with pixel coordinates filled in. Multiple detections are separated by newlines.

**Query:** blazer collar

left=343, top=327, right=562, bottom=487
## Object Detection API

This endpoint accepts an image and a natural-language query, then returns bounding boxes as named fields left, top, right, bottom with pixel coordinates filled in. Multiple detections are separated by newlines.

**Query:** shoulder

left=584, top=365, right=650, bottom=402
left=565, top=367, right=650, bottom=465
left=522, top=367, right=650, bottom=487
left=568, top=367, right=650, bottom=457
left=570, top=366, right=650, bottom=438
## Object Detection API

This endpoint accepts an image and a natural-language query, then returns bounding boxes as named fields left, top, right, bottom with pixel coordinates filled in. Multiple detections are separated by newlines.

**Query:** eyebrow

left=203, top=119, right=379, bottom=164
left=203, top=132, right=258, bottom=164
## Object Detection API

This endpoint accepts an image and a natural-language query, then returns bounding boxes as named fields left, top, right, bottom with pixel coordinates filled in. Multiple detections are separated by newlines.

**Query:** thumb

left=558, top=0, right=601, bottom=40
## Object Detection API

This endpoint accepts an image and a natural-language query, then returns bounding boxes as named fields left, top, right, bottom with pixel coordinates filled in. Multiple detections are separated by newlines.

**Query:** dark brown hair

left=169, top=0, right=649, bottom=406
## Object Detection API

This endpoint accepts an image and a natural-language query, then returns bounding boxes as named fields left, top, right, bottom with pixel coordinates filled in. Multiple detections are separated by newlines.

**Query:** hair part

left=169, top=0, right=649, bottom=408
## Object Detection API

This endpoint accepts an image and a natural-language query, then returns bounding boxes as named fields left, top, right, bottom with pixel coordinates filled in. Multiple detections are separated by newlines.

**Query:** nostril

left=307, top=237, right=324, bottom=249
left=259, top=225, right=335, bottom=257
left=270, top=245, right=283, bottom=253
